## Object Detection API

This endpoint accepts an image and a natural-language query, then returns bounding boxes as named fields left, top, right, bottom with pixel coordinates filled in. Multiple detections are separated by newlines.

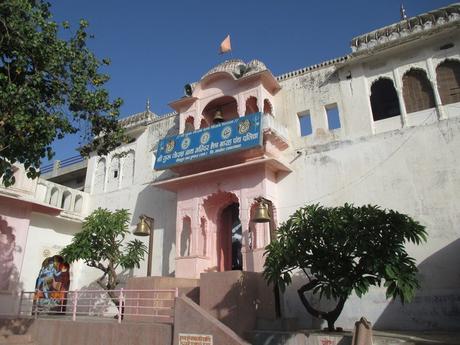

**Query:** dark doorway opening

left=218, top=203, right=243, bottom=271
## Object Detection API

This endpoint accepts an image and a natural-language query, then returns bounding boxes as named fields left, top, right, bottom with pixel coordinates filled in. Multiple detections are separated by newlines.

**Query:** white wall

left=20, top=14, right=460, bottom=331
left=84, top=114, right=179, bottom=278
left=264, top=25, right=460, bottom=330
left=277, top=117, right=460, bottom=330
left=20, top=213, right=83, bottom=291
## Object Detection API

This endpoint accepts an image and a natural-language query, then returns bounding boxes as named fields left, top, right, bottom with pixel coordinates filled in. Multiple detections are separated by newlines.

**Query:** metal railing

left=17, top=288, right=178, bottom=324
left=41, top=155, right=85, bottom=174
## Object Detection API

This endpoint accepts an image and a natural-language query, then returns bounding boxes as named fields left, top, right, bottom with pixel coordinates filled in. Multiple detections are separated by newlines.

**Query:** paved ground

left=373, top=330, right=460, bottom=345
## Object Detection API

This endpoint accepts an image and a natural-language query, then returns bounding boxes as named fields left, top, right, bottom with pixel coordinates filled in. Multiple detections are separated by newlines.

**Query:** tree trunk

left=97, top=269, right=122, bottom=311
left=297, top=280, right=347, bottom=331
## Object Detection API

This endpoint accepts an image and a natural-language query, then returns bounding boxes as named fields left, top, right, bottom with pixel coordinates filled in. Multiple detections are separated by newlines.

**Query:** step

left=0, top=334, right=35, bottom=345
left=247, top=330, right=309, bottom=345
left=256, top=318, right=300, bottom=331
left=247, top=330, right=422, bottom=345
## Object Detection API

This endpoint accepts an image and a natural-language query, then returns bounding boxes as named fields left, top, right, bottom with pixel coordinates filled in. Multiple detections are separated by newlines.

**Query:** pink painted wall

left=171, top=67, right=279, bottom=135
left=166, top=63, right=286, bottom=279
left=0, top=199, right=31, bottom=292
left=173, top=296, right=251, bottom=345
left=174, top=164, right=278, bottom=278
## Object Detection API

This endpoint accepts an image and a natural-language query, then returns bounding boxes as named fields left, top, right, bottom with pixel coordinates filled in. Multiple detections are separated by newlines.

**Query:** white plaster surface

left=2, top=6, right=460, bottom=331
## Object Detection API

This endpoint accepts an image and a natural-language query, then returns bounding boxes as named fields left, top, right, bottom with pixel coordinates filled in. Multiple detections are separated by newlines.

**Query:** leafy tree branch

left=61, top=208, right=147, bottom=308
left=0, top=0, right=126, bottom=186
left=263, top=203, right=427, bottom=331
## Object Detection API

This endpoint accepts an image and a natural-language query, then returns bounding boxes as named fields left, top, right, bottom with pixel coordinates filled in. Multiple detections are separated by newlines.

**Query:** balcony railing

left=41, top=155, right=85, bottom=174
left=15, top=288, right=178, bottom=324
left=35, top=179, right=89, bottom=217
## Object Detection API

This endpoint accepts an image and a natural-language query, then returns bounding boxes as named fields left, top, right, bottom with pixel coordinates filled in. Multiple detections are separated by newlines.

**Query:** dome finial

left=400, top=3, right=407, bottom=20
left=146, top=98, right=151, bottom=112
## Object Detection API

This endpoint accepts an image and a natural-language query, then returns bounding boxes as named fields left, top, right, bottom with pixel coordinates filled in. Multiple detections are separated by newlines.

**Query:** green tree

left=61, top=208, right=147, bottom=308
left=263, top=204, right=427, bottom=331
left=0, top=0, right=125, bottom=186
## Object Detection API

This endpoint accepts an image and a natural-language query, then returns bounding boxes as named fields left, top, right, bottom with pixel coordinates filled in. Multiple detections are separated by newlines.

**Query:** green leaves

left=61, top=208, right=147, bottom=290
left=0, top=0, right=125, bottom=186
left=263, top=203, right=427, bottom=316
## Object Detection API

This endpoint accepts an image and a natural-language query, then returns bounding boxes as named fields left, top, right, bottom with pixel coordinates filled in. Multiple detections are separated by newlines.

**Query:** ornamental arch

left=201, top=96, right=238, bottom=125
left=402, top=68, right=435, bottom=113
left=436, top=59, right=460, bottom=105
left=245, top=96, right=259, bottom=115
left=370, top=77, right=401, bottom=121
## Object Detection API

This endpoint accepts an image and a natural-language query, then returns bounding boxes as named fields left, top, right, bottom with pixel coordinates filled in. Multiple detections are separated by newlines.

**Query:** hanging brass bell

left=252, top=202, right=270, bottom=223
left=133, top=216, right=151, bottom=236
left=213, top=110, right=224, bottom=124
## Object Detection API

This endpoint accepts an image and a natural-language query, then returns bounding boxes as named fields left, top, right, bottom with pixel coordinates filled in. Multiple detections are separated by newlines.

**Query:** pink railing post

left=21, top=288, right=176, bottom=324
left=17, top=290, right=24, bottom=317
left=33, top=292, right=38, bottom=320
left=72, top=290, right=78, bottom=321
left=118, top=289, right=124, bottom=324
left=174, top=288, right=178, bottom=322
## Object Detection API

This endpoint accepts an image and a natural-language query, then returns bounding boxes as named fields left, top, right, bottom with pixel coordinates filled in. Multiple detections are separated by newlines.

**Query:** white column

left=393, top=68, right=408, bottom=127
left=426, top=57, right=446, bottom=120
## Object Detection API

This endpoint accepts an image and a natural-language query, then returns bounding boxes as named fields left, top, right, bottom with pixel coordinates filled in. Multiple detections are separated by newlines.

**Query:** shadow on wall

left=202, top=272, right=278, bottom=340
left=374, top=238, right=460, bottom=330
left=70, top=270, right=134, bottom=317
left=0, top=216, right=25, bottom=316
left=30, top=215, right=79, bottom=237
left=132, top=185, right=176, bottom=277
left=0, top=318, right=35, bottom=337
left=285, top=271, right=339, bottom=330
left=0, top=217, right=19, bottom=292
left=211, top=279, right=247, bottom=334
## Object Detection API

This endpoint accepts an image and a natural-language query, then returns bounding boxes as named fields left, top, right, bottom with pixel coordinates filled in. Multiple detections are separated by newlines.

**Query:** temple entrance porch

left=153, top=159, right=290, bottom=279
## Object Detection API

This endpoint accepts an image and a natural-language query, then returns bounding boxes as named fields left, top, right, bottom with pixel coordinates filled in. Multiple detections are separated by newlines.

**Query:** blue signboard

left=154, top=112, right=263, bottom=170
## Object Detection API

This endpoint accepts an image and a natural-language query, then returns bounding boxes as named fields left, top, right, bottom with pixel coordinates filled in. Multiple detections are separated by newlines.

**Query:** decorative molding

left=201, top=59, right=269, bottom=81
left=276, top=56, right=349, bottom=82
left=350, top=3, right=460, bottom=53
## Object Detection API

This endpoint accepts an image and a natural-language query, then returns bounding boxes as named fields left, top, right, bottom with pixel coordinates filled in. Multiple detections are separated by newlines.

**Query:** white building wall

left=272, top=27, right=460, bottom=330
left=84, top=114, right=178, bottom=279
left=277, top=118, right=460, bottom=330
left=12, top=5, right=459, bottom=330
left=20, top=213, right=84, bottom=291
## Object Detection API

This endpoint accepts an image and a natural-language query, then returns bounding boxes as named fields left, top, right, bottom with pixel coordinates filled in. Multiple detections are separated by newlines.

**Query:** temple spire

left=400, top=3, right=407, bottom=20
left=146, top=98, right=151, bottom=112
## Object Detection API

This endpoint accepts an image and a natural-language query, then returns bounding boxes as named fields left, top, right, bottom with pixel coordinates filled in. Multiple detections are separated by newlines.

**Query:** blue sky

left=46, top=0, right=453, bottom=163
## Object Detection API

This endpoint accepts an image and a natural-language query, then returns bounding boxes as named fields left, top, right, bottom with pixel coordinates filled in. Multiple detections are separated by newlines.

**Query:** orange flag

left=219, top=35, right=231, bottom=55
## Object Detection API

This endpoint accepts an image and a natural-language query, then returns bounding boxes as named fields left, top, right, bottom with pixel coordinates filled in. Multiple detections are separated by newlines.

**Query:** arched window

left=199, top=118, right=208, bottom=129
left=199, top=217, right=207, bottom=257
left=436, top=60, right=460, bottom=105
left=202, top=96, right=238, bottom=124
left=184, top=116, right=195, bottom=133
left=370, top=78, right=401, bottom=121
left=180, top=216, right=192, bottom=257
left=245, top=96, right=259, bottom=115
left=49, top=187, right=59, bottom=206
left=107, top=156, right=120, bottom=191
left=402, top=68, right=435, bottom=113
left=94, top=158, right=106, bottom=194
left=121, top=151, right=135, bottom=188
left=263, top=99, right=273, bottom=116
left=61, top=191, right=72, bottom=210
left=74, top=195, right=83, bottom=213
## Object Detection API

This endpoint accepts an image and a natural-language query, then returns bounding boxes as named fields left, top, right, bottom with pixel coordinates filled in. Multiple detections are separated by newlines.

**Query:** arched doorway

left=218, top=203, right=243, bottom=271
